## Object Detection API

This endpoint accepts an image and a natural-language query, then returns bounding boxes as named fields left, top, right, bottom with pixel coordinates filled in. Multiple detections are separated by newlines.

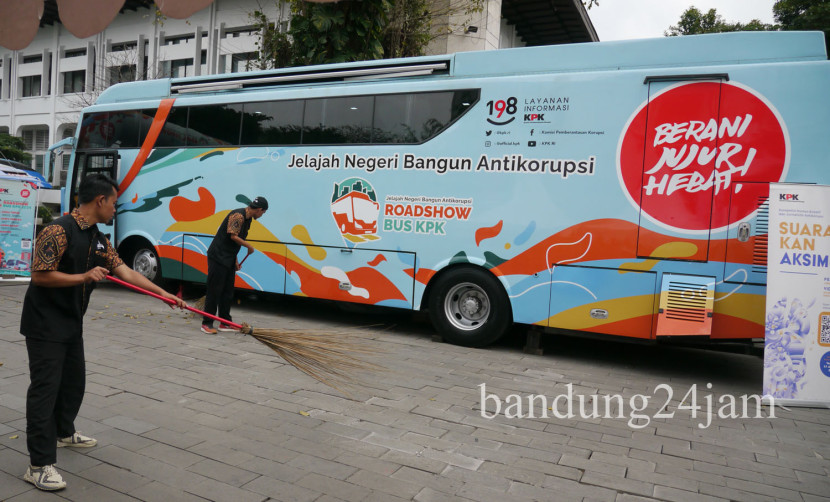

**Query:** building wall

left=426, top=0, right=525, bottom=55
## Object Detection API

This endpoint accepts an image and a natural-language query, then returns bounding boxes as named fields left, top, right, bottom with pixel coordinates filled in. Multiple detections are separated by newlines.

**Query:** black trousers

left=203, top=257, right=235, bottom=326
left=25, top=337, right=85, bottom=467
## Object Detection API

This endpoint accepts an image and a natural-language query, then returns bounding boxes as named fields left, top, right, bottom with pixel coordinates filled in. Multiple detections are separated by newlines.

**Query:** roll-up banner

left=0, top=178, right=37, bottom=277
left=764, top=183, right=830, bottom=408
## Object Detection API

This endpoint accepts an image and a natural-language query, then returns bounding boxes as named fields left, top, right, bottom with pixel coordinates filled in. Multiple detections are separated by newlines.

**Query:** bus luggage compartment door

left=547, top=265, right=657, bottom=339
left=179, top=233, right=287, bottom=293
left=284, top=245, right=415, bottom=309
left=635, top=78, right=727, bottom=262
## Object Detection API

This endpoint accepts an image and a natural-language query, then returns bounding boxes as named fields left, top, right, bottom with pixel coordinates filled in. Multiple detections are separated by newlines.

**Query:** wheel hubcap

left=444, top=282, right=490, bottom=331
left=133, top=249, right=158, bottom=281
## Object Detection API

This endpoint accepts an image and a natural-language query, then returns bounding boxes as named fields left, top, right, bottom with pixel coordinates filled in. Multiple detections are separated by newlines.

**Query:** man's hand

left=161, top=291, right=187, bottom=309
left=83, top=266, right=109, bottom=283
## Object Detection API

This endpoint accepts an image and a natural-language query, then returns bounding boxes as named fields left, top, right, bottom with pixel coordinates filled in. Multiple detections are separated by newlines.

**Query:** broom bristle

left=241, top=323, right=385, bottom=394
left=187, top=296, right=206, bottom=318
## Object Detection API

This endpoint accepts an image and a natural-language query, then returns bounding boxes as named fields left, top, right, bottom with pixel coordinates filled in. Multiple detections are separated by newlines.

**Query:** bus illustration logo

left=618, top=81, right=789, bottom=233
left=331, top=177, right=381, bottom=245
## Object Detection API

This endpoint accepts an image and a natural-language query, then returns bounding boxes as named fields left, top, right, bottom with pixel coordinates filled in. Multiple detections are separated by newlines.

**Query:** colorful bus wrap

left=61, top=32, right=830, bottom=346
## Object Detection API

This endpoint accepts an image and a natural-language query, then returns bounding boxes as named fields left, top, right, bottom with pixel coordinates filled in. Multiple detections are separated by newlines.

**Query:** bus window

left=137, top=108, right=158, bottom=145
left=303, top=96, right=373, bottom=144
left=187, top=104, right=244, bottom=146
left=77, top=112, right=110, bottom=149
left=374, top=90, right=479, bottom=143
left=155, top=106, right=188, bottom=147
left=108, top=110, right=143, bottom=148
left=241, top=100, right=303, bottom=145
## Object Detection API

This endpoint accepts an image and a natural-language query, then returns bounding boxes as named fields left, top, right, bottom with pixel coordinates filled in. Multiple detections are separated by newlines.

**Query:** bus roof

left=95, top=31, right=827, bottom=106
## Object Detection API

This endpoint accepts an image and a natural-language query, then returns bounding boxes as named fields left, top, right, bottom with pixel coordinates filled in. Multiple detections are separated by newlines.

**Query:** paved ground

left=1, top=279, right=829, bottom=502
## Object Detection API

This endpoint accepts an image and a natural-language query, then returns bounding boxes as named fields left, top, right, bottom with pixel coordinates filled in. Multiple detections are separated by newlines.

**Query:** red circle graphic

left=618, top=82, right=788, bottom=232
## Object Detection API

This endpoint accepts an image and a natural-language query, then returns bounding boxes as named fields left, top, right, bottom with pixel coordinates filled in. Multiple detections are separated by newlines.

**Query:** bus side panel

left=547, top=265, right=657, bottom=339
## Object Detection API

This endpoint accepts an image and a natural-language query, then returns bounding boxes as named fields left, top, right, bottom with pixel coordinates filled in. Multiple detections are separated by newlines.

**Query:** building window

left=62, top=70, right=85, bottom=93
left=224, top=26, right=258, bottom=38
left=22, top=54, right=42, bottom=64
left=108, top=65, right=136, bottom=85
left=164, top=34, right=195, bottom=46
left=231, top=52, right=257, bottom=73
left=109, top=41, right=137, bottom=52
left=57, top=126, right=76, bottom=186
left=63, top=48, right=87, bottom=58
left=21, top=75, right=41, bottom=97
left=21, top=126, right=49, bottom=173
left=161, top=58, right=194, bottom=78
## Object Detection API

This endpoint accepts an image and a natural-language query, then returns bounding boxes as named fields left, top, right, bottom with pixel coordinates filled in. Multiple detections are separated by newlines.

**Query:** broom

left=106, top=275, right=384, bottom=394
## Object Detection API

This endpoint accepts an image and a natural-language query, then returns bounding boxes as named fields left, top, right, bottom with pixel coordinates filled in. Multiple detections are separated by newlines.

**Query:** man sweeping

left=19, top=174, right=185, bottom=491
left=201, top=196, right=268, bottom=334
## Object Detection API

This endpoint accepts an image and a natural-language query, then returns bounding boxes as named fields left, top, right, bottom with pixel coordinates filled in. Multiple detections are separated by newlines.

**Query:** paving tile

left=2, top=285, right=830, bottom=502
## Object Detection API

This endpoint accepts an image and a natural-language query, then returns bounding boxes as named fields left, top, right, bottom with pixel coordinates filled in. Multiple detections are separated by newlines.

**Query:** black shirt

left=20, top=210, right=122, bottom=342
left=207, top=208, right=251, bottom=268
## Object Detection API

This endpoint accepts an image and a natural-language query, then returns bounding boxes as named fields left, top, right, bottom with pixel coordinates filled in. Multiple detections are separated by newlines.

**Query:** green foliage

left=38, top=205, right=53, bottom=225
left=0, top=134, right=32, bottom=164
left=383, top=0, right=432, bottom=59
left=250, top=10, right=294, bottom=70
left=774, top=0, right=830, bottom=54
left=290, top=0, right=389, bottom=65
left=251, top=0, right=485, bottom=68
left=666, top=7, right=775, bottom=36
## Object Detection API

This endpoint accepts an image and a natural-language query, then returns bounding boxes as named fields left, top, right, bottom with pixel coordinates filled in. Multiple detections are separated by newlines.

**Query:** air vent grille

left=752, top=196, right=769, bottom=273
left=665, top=282, right=708, bottom=323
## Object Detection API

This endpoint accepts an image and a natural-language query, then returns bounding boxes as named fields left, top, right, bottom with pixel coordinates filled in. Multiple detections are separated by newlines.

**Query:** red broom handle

left=105, top=275, right=245, bottom=330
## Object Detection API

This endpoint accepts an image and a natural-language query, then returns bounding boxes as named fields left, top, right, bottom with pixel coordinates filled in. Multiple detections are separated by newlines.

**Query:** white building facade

left=0, top=0, right=536, bottom=187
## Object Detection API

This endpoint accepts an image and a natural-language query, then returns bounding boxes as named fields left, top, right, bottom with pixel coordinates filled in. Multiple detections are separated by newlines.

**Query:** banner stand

left=763, top=183, right=830, bottom=408
left=0, top=177, right=38, bottom=278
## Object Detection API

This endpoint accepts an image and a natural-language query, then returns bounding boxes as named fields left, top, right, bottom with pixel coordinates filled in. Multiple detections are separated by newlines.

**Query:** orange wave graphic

left=475, top=220, right=503, bottom=246
left=169, top=187, right=216, bottom=222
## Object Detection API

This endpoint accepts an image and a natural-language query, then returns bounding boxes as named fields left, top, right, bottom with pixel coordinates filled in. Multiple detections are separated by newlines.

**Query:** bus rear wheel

left=428, top=267, right=512, bottom=347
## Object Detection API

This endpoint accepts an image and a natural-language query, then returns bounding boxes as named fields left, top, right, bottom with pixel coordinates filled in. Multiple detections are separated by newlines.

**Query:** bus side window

left=187, top=104, right=244, bottom=146
left=155, top=107, right=188, bottom=147
left=374, top=90, right=479, bottom=144
left=241, top=100, right=303, bottom=145
left=303, top=96, right=373, bottom=144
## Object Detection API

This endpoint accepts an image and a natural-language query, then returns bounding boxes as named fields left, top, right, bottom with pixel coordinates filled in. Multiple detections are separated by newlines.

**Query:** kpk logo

left=618, top=82, right=789, bottom=232
left=330, top=177, right=380, bottom=246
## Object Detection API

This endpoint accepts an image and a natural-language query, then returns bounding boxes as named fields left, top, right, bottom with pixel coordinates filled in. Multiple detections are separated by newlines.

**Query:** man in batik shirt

left=19, top=174, right=185, bottom=491
left=201, top=196, right=268, bottom=334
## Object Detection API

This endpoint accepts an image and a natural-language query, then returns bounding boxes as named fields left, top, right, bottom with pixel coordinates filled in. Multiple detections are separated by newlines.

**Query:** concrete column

left=41, top=49, right=50, bottom=96
left=2, top=55, right=11, bottom=99
left=137, top=34, right=146, bottom=79
left=194, top=26, right=202, bottom=76
left=86, top=42, right=95, bottom=91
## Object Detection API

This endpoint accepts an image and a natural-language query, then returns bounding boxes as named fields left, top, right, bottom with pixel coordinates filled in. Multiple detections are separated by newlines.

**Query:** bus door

left=636, top=77, right=728, bottom=261
left=723, top=182, right=769, bottom=285
left=69, top=151, right=119, bottom=243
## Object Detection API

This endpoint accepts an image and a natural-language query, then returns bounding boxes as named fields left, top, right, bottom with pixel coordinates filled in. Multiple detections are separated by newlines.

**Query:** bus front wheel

left=131, top=245, right=162, bottom=285
left=428, top=267, right=512, bottom=347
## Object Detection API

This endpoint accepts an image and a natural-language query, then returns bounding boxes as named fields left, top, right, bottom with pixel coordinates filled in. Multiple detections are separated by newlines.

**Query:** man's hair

left=78, top=174, right=119, bottom=204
